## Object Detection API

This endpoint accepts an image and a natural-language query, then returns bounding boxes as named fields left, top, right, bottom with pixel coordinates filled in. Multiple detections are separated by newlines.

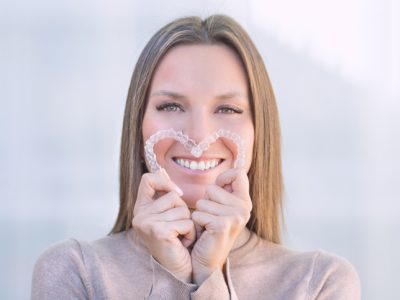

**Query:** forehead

left=149, top=44, right=249, bottom=97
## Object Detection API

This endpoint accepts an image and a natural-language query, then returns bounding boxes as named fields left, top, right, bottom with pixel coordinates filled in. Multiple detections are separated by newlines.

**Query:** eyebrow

left=149, top=90, right=246, bottom=101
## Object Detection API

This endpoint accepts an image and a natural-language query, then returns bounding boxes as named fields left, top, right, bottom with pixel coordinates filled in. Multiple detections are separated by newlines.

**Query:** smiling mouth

left=172, top=157, right=224, bottom=171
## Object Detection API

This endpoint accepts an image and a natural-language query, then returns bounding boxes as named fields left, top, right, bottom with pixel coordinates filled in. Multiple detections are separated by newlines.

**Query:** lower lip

left=172, top=159, right=224, bottom=174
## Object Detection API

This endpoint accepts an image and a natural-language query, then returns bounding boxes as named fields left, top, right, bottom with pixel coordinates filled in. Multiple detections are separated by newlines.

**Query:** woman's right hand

left=132, top=169, right=195, bottom=283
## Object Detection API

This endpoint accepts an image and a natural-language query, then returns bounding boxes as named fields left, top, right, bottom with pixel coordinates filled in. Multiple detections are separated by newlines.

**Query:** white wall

left=1, top=1, right=399, bottom=299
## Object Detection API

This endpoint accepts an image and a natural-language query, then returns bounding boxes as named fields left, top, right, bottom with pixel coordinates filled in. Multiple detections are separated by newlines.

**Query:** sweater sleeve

left=148, top=256, right=197, bottom=299
left=190, top=258, right=238, bottom=300
left=149, top=257, right=238, bottom=300
left=308, top=251, right=361, bottom=300
left=31, top=239, right=91, bottom=300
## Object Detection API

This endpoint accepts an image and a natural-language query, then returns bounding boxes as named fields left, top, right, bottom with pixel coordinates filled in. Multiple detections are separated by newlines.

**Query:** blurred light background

left=1, top=0, right=399, bottom=299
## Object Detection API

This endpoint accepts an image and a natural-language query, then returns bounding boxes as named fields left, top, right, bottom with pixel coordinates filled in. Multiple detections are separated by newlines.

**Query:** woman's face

left=142, top=44, right=254, bottom=208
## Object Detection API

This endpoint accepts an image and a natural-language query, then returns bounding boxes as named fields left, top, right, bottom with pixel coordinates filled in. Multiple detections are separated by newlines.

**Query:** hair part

left=111, top=14, right=284, bottom=244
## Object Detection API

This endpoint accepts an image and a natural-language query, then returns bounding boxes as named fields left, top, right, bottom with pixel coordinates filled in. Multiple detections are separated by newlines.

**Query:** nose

left=183, top=108, right=214, bottom=144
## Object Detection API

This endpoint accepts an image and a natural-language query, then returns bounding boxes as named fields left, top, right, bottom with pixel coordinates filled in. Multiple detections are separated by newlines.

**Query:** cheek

left=222, top=122, right=254, bottom=171
left=245, top=137, right=254, bottom=172
left=242, top=124, right=255, bottom=172
left=142, top=112, right=167, bottom=168
left=142, top=122, right=175, bottom=168
left=152, top=139, right=174, bottom=163
left=142, top=111, right=172, bottom=146
left=142, top=112, right=161, bottom=141
left=142, top=109, right=184, bottom=143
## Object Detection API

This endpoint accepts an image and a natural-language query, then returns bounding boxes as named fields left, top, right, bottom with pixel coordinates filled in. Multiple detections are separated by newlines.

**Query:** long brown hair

left=110, top=14, right=284, bottom=244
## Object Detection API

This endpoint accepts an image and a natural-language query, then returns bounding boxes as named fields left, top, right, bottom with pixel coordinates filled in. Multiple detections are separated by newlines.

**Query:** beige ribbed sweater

left=31, top=228, right=361, bottom=299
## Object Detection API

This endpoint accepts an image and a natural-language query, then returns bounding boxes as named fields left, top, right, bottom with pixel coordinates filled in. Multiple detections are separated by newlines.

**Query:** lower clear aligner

left=144, top=128, right=245, bottom=173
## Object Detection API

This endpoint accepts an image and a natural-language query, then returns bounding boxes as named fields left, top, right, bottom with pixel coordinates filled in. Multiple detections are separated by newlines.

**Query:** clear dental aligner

left=144, top=128, right=245, bottom=173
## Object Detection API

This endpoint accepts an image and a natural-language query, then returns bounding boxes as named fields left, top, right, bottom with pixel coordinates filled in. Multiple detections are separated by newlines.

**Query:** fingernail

left=159, top=168, right=170, bottom=180
left=175, top=186, right=184, bottom=196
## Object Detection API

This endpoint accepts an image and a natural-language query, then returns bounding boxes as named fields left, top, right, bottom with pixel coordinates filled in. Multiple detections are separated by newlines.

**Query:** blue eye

left=216, top=105, right=243, bottom=114
left=156, top=102, right=184, bottom=112
left=155, top=102, right=243, bottom=114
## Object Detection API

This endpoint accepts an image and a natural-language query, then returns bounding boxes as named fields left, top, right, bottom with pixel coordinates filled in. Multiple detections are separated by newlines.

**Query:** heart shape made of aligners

left=144, top=128, right=245, bottom=173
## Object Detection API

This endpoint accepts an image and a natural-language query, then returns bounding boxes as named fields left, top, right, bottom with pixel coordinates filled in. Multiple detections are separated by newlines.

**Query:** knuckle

left=132, top=215, right=148, bottom=233
left=131, top=217, right=139, bottom=229
left=133, top=207, right=139, bottom=216
left=195, top=199, right=205, bottom=210
left=150, top=225, right=167, bottom=241
left=215, top=219, right=230, bottom=233
left=141, top=173, right=151, bottom=183
left=170, top=190, right=181, bottom=200
left=230, top=214, right=243, bottom=228
left=164, top=190, right=177, bottom=200
left=247, top=199, right=253, bottom=211
left=238, top=205, right=251, bottom=222
left=165, top=191, right=182, bottom=207
left=181, top=206, right=191, bottom=219
left=140, top=173, right=153, bottom=191
left=191, top=211, right=199, bottom=220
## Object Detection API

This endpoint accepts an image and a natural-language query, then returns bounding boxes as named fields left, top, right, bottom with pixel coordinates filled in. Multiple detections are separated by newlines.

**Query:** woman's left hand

left=191, top=168, right=252, bottom=285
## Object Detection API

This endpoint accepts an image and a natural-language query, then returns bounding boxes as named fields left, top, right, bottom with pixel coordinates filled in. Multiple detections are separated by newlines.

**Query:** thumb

left=179, top=221, right=196, bottom=248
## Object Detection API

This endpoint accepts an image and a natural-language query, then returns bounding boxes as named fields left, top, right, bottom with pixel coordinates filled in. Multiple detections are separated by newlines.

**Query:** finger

left=153, top=168, right=175, bottom=198
left=191, top=211, right=216, bottom=229
left=158, top=168, right=171, bottom=180
left=196, top=198, right=232, bottom=216
left=204, top=184, right=238, bottom=206
left=155, top=206, right=191, bottom=222
left=215, top=168, right=249, bottom=199
left=146, top=191, right=187, bottom=214
left=137, top=171, right=183, bottom=206
left=166, top=219, right=196, bottom=248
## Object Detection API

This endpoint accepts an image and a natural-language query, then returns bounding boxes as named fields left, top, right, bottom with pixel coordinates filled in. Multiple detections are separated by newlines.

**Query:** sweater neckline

left=228, top=228, right=262, bottom=264
left=126, top=226, right=262, bottom=263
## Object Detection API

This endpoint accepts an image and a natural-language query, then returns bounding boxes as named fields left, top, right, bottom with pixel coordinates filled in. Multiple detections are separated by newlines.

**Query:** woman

left=32, top=15, right=361, bottom=299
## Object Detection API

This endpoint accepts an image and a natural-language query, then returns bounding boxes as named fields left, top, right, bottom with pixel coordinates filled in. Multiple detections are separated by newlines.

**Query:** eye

left=156, top=102, right=184, bottom=112
left=216, top=105, right=243, bottom=114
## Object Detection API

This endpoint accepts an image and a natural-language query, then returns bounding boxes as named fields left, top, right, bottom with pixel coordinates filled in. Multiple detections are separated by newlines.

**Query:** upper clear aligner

left=144, top=128, right=245, bottom=173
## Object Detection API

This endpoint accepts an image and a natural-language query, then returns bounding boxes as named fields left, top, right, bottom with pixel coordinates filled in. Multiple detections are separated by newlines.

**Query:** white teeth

left=189, top=161, right=197, bottom=170
left=198, top=161, right=206, bottom=170
left=175, top=158, right=221, bottom=170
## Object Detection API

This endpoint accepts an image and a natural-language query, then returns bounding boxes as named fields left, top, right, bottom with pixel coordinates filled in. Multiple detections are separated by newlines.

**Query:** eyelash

left=155, top=102, right=243, bottom=114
